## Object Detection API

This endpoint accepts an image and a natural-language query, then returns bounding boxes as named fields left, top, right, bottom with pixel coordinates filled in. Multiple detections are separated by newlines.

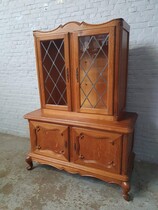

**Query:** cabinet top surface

left=33, top=18, right=130, bottom=37
left=24, top=109, right=137, bottom=134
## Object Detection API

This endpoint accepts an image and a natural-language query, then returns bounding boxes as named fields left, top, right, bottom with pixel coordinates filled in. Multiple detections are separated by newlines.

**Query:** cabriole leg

left=121, top=181, right=130, bottom=201
left=26, top=156, right=33, bottom=170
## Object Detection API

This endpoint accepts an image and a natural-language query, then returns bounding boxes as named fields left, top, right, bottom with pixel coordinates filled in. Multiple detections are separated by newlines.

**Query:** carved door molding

left=29, top=121, right=69, bottom=161
left=71, top=127, right=122, bottom=173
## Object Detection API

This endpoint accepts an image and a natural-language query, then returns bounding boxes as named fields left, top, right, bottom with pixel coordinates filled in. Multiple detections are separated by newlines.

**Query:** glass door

left=36, top=33, right=71, bottom=111
left=73, top=27, right=115, bottom=115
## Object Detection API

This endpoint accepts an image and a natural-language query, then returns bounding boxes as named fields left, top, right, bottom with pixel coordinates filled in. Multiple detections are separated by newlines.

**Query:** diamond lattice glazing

left=41, top=39, right=67, bottom=105
left=79, top=34, right=109, bottom=109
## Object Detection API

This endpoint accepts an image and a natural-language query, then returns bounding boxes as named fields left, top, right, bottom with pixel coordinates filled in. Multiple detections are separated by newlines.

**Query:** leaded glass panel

left=79, top=34, right=109, bottom=109
left=41, top=39, right=67, bottom=105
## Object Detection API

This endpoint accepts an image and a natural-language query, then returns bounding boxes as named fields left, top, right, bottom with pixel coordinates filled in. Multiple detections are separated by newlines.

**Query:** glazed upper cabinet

left=35, top=33, right=71, bottom=111
left=34, top=19, right=130, bottom=119
left=73, top=27, right=115, bottom=115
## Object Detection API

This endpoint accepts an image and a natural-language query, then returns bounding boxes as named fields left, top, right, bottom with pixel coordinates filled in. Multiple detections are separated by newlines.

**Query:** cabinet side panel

left=121, top=133, right=134, bottom=175
left=118, top=29, right=129, bottom=115
left=29, top=120, right=37, bottom=152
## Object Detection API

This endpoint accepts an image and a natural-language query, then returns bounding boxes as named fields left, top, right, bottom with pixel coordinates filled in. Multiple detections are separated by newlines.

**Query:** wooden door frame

left=34, top=33, right=71, bottom=111
left=71, top=27, right=115, bottom=115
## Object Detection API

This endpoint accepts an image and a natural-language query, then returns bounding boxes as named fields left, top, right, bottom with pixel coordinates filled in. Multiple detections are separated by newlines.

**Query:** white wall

left=0, top=0, right=158, bottom=163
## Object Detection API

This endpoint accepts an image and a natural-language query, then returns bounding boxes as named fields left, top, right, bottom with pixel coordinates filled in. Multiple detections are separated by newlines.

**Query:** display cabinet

left=24, top=19, right=137, bottom=201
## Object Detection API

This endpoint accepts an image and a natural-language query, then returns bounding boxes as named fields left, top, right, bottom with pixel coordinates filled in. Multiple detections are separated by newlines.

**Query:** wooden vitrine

left=24, top=19, right=137, bottom=201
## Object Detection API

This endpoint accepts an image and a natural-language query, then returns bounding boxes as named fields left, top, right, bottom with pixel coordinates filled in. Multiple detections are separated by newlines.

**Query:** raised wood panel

left=71, top=127, right=122, bottom=174
left=29, top=121, right=69, bottom=161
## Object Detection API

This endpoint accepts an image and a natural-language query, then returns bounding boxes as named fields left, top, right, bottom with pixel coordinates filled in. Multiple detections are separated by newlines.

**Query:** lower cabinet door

left=71, top=127, right=122, bottom=173
left=29, top=121, right=69, bottom=161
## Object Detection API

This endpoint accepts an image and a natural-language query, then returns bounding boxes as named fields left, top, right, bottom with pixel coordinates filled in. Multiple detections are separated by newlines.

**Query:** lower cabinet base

left=26, top=152, right=134, bottom=201
left=24, top=111, right=137, bottom=201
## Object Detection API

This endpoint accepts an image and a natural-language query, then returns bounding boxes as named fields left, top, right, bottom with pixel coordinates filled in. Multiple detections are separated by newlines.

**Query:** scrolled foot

left=26, top=156, right=33, bottom=170
left=121, top=181, right=130, bottom=201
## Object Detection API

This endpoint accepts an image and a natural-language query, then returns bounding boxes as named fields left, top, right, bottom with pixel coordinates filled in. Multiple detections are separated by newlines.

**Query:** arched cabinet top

left=33, top=18, right=130, bottom=37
